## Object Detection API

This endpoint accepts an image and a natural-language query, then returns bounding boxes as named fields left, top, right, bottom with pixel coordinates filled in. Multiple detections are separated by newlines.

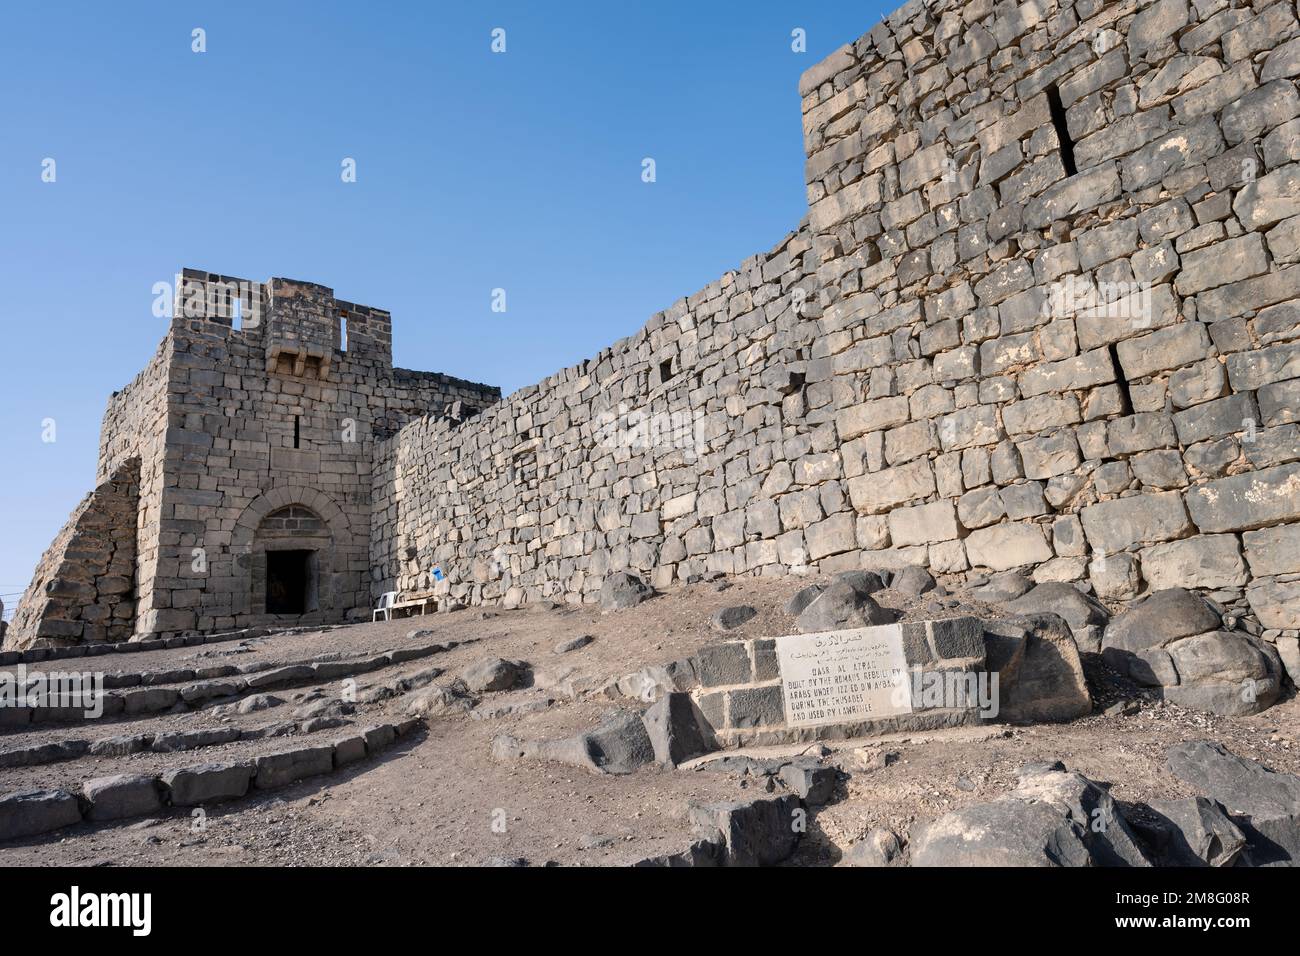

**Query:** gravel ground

left=1, top=575, right=1295, bottom=867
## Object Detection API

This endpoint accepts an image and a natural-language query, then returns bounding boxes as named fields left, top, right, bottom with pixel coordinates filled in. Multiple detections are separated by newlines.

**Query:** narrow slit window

left=1046, top=83, right=1077, bottom=177
left=232, top=296, right=243, bottom=331
left=1107, top=344, right=1133, bottom=415
left=293, top=415, right=301, bottom=449
left=340, top=316, right=348, bottom=352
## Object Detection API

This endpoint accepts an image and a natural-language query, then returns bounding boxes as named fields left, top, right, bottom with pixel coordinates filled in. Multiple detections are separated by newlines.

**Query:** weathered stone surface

left=1185, top=464, right=1300, bottom=533
left=688, top=794, right=801, bottom=866
left=82, top=774, right=163, bottom=821
left=1167, top=741, right=1300, bottom=864
left=161, top=763, right=253, bottom=806
left=795, top=581, right=896, bottom=632
left=710, top=605, right=757, bottom=632
left=1001, top=583, right=1109, bottom=635
left=1134, top=797, right=1248, bottom=867
left=1163, top=631, right=1280, bottom=716
left=599, top=572, right=652, bottom=611
left=841, top=827, right=903, bottom=867
left=965, top=524, right=1053, bottom=571
left=1080, top=491, right=1193, bottom=553
left=996, top=614, right=1092, bottom=723
left=461, top=657, right=529, bottom=693
left=253, top=746, right=334, bottom=789
left=1138, top=535, right=1249, bottom=590
left=1247, top=577, right=1300, bottom=629
left=643, top=693, right=717, bottom=768
left=1102, top=588, right=1222, bottom=664
left=0, top=789, right=82, bottom=841
left=913, top=766, right=1148, bottom=867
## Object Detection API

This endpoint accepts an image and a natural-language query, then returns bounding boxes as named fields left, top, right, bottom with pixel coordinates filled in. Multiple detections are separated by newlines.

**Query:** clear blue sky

left=0, top=0, right=891, bottom=613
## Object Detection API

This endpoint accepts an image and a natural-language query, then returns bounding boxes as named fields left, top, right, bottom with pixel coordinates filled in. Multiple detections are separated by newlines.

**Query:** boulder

left=406, top=680, right=476, bottom=717
left=688, top=794, right=802, bottom=866
left=1167, top=740, right=1300, bottom=864
left=710, top=605, right=757, bottom=632
left=795, top=581, right=897, bottom=633
left=778, top=760, right=837, bottom=805
left=461, top=658, right=529, bottom=693
left=994, top=614, right=1092, bottom=723
left=1001, top=582, right=1110, bottom=637
left=1104, top=589, right=1282, bottom=715
left=599, top=572, right=652, bottom=611
left=1162, top=631, right=1281, bottom=716
left=83, top=774, right=163, bottom=821
left=841, top=828, right=903, bottom=867
left=553, top=635, right=594, bottom=654
left=1102, top=588, right=1221, bottom=668
left=784, top=585, right=824, bottom=617
left=836, top=570, right=887, bottom=595
left=970, top=571, right=1035, bottom=603
left=912, top=766, right=1149, bottom=867
left=494, top=709, right=655, bottom=776
left=890, top=565, right=936, bottom=596
left=1132, top=797, right=1248, bottom=867
left=642, top=692, right=717, bottom=768
left=912, top=797, right=1094, bottom=866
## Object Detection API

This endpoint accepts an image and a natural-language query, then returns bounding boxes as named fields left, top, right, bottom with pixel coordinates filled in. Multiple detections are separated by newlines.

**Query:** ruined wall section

left=3, top=459, right=141, bottom=649
left=3, top=342, right=169, bottom=650
left=373, top=0, right=1300, bottom=654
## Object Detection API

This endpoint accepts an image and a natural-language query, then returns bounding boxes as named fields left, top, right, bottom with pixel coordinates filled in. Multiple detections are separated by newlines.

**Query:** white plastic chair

left=372, top=591, right=398, bottom=622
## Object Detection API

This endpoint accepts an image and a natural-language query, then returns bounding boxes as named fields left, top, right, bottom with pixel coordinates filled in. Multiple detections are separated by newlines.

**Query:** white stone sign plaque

left=776, top=624, right=912, bottom=728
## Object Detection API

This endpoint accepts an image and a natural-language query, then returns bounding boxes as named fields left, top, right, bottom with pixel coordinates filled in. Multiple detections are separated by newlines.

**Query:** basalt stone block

left=1167, top=741, right=1300, bottom=864
left=727, top=685, right=786, bottom=729
left=0, top=789, right=83, bottom=841
left=599, top=572, right=653, bottom=611
left=695, top=642, right=753, bottom=688
left=83, top=774, right=163, bottom=821
left=964, top=524, right=1053, bottom=572
left=1133, top=797, right=1248, bottom=867
left=162, top=763, right=254, bottom=806
left=1079, top=491, right=1192, bottom=553
left=642, top=692, right=717, bottom=768
left=1185, top=464, right=1300, bottom=533
left=688, top=794, right=802, bottom=866
left=1137, top=535, right=1249, bottom=590
left=253, top=746, right=335, bottom=789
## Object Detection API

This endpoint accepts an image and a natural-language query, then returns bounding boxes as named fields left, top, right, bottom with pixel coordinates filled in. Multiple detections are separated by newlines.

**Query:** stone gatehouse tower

left=4, top=270, right=498, bottom=649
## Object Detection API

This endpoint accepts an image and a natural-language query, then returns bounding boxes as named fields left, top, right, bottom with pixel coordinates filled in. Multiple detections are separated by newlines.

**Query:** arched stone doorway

left=230, top=486, right=356, bottom=623
left=258, top=505, right=329, bottom=614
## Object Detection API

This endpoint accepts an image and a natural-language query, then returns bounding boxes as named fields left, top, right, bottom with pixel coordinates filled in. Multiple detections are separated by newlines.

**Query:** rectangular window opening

left=340, top=315, right=348, bottom=352
left=293, top=415, right=301, bottom=449
left=232, top=296, right=242, bottom=331
left=659, top=359, right=674, bottom=384
left=1046, top=83, right=1077, bottom=177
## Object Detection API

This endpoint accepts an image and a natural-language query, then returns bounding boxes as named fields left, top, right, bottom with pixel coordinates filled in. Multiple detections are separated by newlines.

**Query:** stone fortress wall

left=373, top=0, right=1300, bottom=655
left=8, top=0, right=1300, bottom=657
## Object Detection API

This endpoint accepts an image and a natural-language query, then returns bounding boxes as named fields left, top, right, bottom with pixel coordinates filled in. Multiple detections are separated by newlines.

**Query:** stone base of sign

left=691, top=617, right=993, bottom=748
